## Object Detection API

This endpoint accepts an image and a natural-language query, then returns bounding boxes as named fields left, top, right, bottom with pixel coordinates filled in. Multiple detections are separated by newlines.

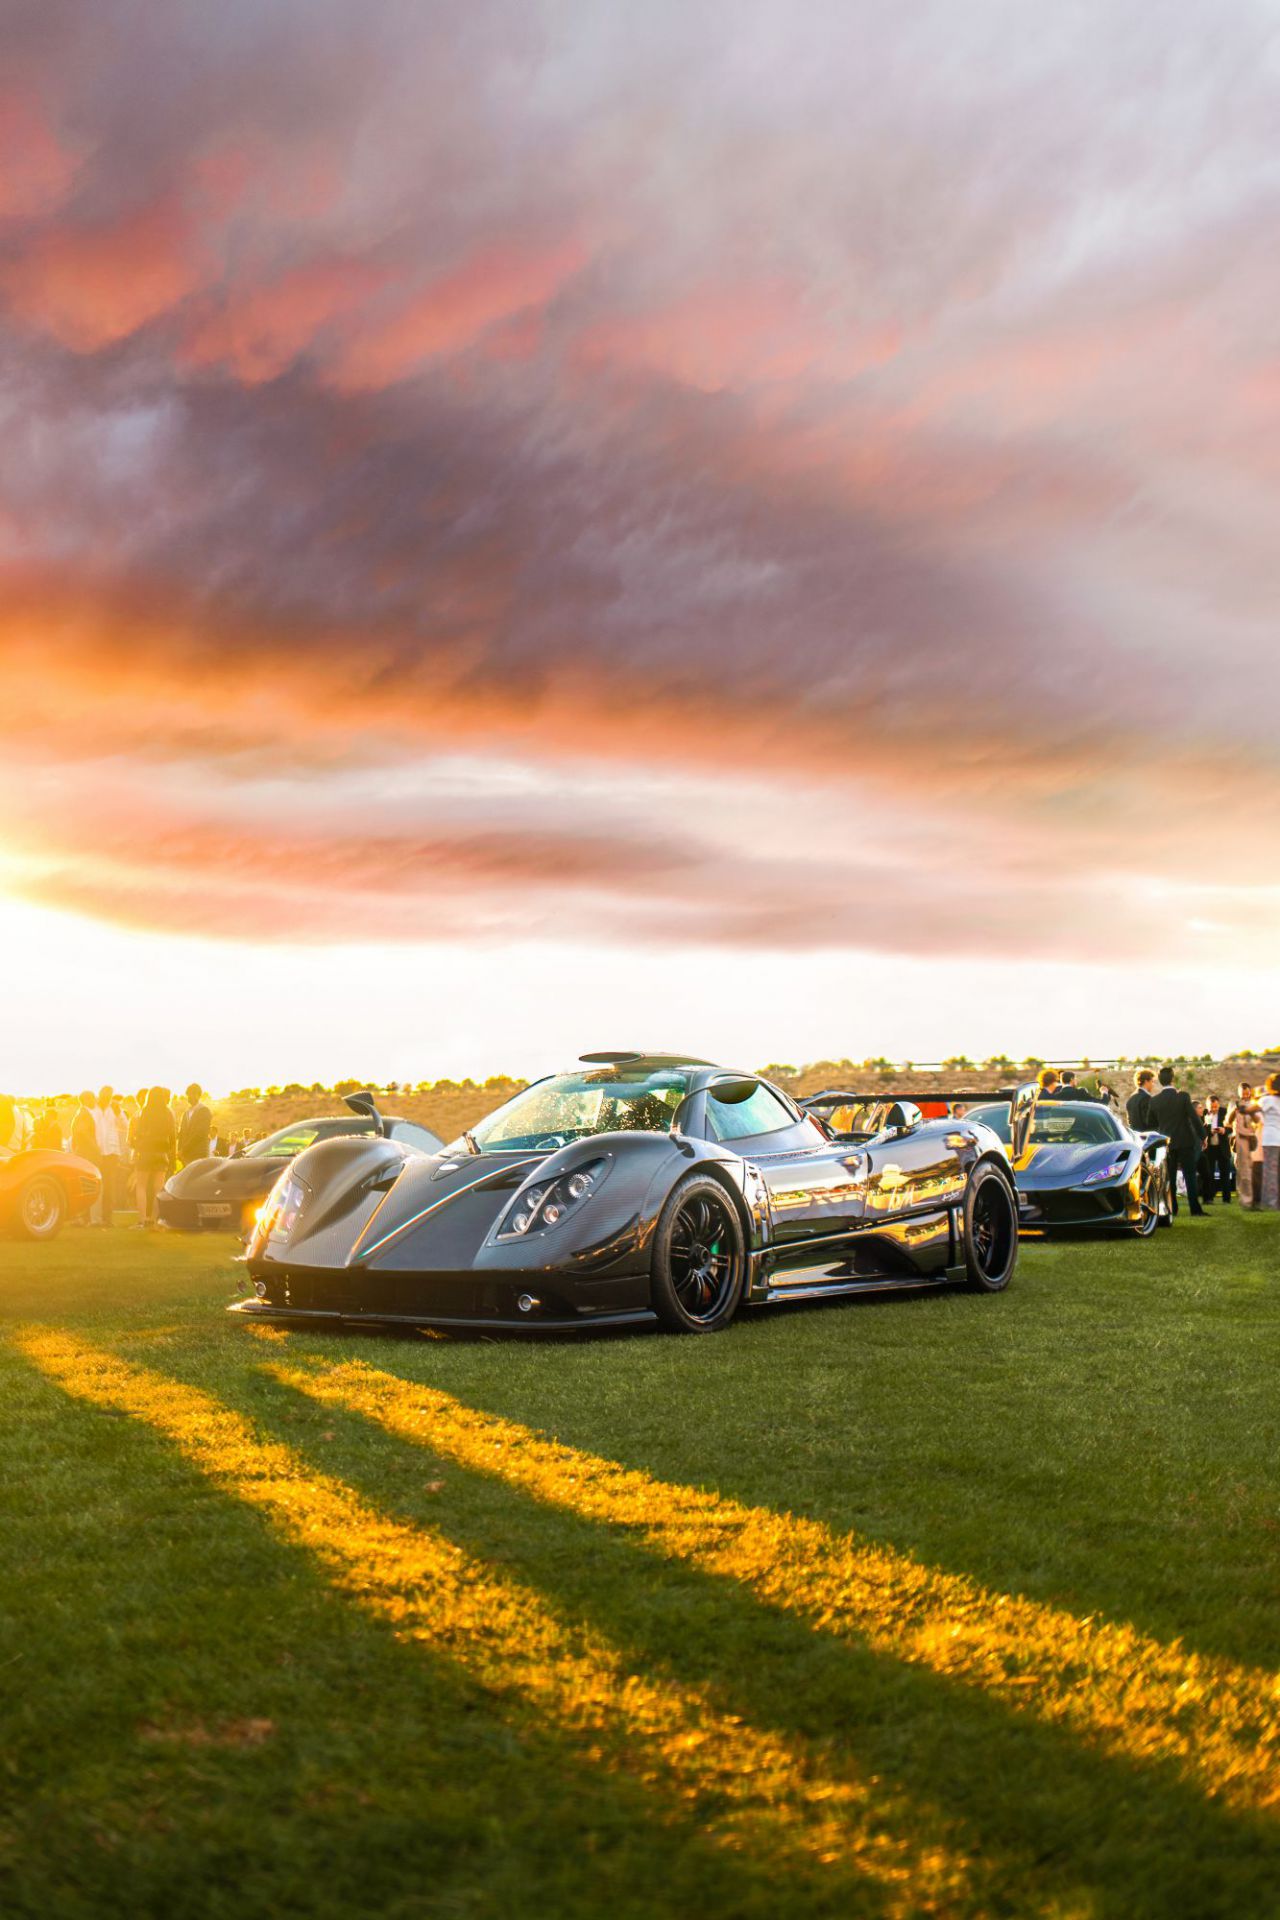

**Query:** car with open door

left=962, top=1095, right=1172, bottom=1235
left=231, top=1055, right=1027, bottom=1335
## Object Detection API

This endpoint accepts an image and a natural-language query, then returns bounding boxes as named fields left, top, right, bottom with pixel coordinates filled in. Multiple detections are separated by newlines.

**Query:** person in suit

left=70, top=1092, right=97, bottom=1161
left=1200, top=1094, right=1232, bottom=1203
left=33, top=1103, right=63, bottom=1150
left=1037, top=1067, right=1112, bottom=1104
left=1148, top=1065, right=1204, bottom=1216
left=178, top=1083, right=213, bottom=1165
left=1126, top=1069, right=1156, bottom=1131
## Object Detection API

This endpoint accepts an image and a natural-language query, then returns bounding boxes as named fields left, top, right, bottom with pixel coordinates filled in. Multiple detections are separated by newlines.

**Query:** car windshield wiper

left=461, top=1130, right=481, bottom=1156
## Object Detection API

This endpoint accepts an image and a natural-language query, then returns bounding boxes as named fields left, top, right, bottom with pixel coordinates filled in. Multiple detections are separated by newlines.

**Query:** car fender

left=0, top=1147, right=100, bottom=1197
left=0, top=1148, right=100, bottom=1225
left=973, top=1146, right=1018, bottom=1195
left=635, top=1137, right=769, bottom=1261
left=521, top=1132, right=694, bottom=1268
left=247, top=1134, right=411, bottom=1259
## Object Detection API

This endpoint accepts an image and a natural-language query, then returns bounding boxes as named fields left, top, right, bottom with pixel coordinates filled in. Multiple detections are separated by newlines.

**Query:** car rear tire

left=963, top=1162, right=1018, bottom=1291
left=651, top=1174, right=746, bottom=1333
left=14, top=1175, right=67, bottom=1241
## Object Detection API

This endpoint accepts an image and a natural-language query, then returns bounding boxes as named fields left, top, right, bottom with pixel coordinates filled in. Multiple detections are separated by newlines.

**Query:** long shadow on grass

left=1, top=1348, right=914, bottom=1920
left=276, top=1222, right=1280, bottom=1679
left=219, top=1356, right=1280, bottom=1920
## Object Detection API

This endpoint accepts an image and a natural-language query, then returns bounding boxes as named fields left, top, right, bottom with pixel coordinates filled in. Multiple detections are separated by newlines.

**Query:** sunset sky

left=3, top=0, right=1278, bottom=1094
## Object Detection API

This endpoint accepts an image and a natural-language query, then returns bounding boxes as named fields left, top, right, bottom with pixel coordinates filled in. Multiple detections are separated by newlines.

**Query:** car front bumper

left=1016, top=1184, right=1136, bottom=1230
left=157, top=1191, right=245, bottom=1232
left=235, top=1260, right=652, bottom=1330
left=228, top=1296, right=656, bottom=1334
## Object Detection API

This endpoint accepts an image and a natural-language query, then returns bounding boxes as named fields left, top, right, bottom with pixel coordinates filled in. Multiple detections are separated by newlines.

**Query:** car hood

left=346, top=1151, right=546, bottom=1268
left=1013, top=1141, right=1134, bottom=1188
left=167, top=1155, right=288, bottom=1196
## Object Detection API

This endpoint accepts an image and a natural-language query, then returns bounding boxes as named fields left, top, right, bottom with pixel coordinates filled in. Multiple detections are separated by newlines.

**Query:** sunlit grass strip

left=283, top=1359, right=1280, bottom=1815
left=16, top=1329, right=973, bottom=1915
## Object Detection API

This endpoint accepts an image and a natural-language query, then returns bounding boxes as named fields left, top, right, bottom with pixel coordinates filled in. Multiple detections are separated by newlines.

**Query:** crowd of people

left=1109, top=1066, right=1279, bottom=1214
left=0, top=1084, right=264, bottom=1228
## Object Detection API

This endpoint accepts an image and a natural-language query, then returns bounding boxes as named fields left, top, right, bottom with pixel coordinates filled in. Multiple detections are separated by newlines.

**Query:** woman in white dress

left=1259, top=1073, right=1280, bottom=1212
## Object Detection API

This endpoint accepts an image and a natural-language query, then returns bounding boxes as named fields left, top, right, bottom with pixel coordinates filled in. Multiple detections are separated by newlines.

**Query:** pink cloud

left=0, top=91, right=80, bottom=220
left=2, top=194, right=205, bottom=350
left=328, top=237, right=585, bottom=389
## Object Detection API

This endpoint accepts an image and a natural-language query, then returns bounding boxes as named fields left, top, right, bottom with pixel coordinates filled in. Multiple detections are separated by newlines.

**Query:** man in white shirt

left=93, top=1085, right=126, bottom=1227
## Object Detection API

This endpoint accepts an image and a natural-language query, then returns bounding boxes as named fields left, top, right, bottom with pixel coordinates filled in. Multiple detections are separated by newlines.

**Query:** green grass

left=2, top=1209, right=1278, bottom=1917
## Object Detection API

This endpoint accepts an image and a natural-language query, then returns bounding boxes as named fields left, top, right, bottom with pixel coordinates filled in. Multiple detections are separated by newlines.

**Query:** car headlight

left=252, top=1170, right=310, bottom=1245
left=1079, top=1160, right=1127, bottom=1184
left=494, top=1158, right=608, bottom=1240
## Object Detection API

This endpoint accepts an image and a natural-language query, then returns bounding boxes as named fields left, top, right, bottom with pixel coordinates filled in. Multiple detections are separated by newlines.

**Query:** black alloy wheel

left=963, top=1162, right=1018, bottom=1291
left=651, top=1174, right=746, bottom=1333
left=15, top=1175, right=66, bottom=1241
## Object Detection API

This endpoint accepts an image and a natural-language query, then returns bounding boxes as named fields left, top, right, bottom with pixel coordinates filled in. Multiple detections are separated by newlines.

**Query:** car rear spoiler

left=801, top=1089, right=992, bottom=1108
left=801, top=1084, right=1041, bottom=1158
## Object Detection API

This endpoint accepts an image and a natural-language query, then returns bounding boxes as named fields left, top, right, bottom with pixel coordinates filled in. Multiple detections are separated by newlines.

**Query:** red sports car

left=0, top=1144, right=101, bottom=1240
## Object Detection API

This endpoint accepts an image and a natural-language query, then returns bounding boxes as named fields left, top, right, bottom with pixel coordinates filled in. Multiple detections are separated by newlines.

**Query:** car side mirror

left=343, top=1089, right=390, bottom=1139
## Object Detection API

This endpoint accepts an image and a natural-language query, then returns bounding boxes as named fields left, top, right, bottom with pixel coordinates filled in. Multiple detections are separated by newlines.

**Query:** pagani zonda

left=230, top=1055, right=1027, bottom=1336
left=963, top=1097, right=1172, bottom=1235
left=0, top=1143, right=100, bottom=1240
left=160, top=1098, right=443, bottom=1234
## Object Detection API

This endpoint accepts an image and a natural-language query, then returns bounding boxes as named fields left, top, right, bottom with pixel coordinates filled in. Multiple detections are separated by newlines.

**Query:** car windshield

left=463, top=1067, right=694, bottom=1152
left=246, top=1125, right=324, bottom=1158
left=968, top=1102, right=1122, bottom=1146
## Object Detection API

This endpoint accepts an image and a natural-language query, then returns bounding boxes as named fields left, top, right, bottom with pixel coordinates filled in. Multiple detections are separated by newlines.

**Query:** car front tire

left=14, top=1175, right=67, bottom=1241
left=651, top=1173, right=747, bottom=1333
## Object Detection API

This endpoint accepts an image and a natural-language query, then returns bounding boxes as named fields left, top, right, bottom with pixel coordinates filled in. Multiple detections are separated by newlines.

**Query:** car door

left=703, top=1081, right=871, bottom=1277
left=862, top=1110, right=969, bottom=1220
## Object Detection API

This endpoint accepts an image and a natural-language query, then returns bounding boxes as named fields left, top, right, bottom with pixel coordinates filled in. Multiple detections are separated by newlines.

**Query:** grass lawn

left=2, top=1209, right=1278, bottom=1918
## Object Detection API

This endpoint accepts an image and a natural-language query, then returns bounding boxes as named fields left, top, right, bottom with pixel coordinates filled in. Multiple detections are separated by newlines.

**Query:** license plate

left=197, top=1202, right=233, bottom=1219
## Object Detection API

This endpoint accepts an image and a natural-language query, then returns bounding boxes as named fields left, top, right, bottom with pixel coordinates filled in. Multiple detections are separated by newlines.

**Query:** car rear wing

left=802, top=1084, right=1041, bottom=1157
left=801, top=1089, right=994, bottom=1109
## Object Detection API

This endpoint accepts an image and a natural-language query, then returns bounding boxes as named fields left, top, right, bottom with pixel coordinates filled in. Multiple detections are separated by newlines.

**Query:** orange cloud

left=2, top=195, right=205, bottom=350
